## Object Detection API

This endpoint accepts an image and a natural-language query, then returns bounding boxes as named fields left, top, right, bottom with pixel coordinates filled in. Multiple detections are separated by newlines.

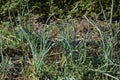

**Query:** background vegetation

left=0, top=0, right=119, bottom=20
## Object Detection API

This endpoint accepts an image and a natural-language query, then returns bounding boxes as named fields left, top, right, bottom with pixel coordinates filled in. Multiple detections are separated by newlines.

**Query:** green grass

left=0, top=0, right=120, bottom=80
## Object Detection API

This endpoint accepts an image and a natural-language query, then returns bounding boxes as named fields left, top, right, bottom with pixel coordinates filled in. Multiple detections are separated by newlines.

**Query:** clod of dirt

left=3, top=47, right=23, bottom=58
left=117, top=31, right=120, bottom=40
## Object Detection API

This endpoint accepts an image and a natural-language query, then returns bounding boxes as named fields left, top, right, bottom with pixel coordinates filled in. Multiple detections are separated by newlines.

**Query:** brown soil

left=1, top=17, right=120, bottom=80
